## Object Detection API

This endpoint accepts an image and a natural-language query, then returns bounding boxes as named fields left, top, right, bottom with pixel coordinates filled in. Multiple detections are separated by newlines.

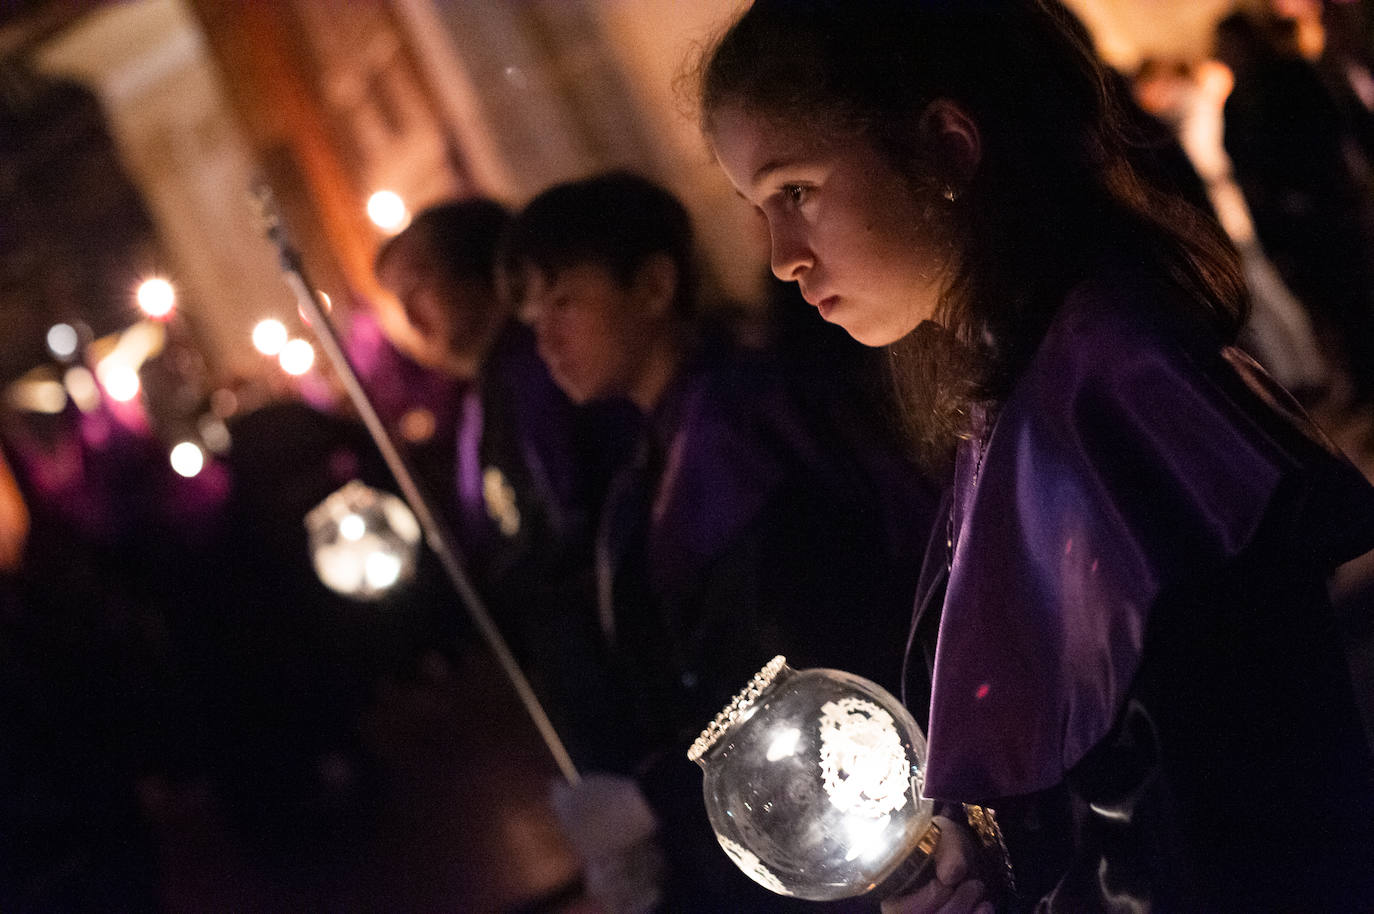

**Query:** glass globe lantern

left=305, top=480, right=421, bottom=600
left=687, top=656, right=940, bottom=900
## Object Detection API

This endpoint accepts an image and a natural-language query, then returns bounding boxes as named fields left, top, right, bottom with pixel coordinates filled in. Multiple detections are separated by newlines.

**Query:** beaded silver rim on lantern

left=687, top=655, right=788, bottom=762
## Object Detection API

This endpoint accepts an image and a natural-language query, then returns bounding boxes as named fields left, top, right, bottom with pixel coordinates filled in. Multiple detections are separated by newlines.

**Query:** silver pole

left=256, top=186, right=581, bottom=786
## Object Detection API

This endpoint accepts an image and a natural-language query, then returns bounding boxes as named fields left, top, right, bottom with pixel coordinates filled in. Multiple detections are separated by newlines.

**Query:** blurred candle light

left=252, top=318, right=288, bottom=356
left=64, top=366, right=100, bottom=412
left=367, top=190, right=409, bottom=233
left=170, top=441, right=205, bottom=478
left=198, top=414, right=232, bottom=454
left=6, top=379, right=68, bottom=414
left=99, top=362, right=141, bottom=402
left=399, top=407, right=436, bottom=444
left=339, top=513, right=366, bottom=542
left=112, top=321, right=164, bottom=366
left=279, top=338, right=315, bottom=376
left=136, top=277, right=176, bottom=319
left=364, top=550, right=404, bottom=590
left=46, top=323, right=79, bottom=360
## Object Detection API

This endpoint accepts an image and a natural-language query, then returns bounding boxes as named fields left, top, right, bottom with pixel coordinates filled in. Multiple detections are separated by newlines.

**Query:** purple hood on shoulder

left=923, top=274, right=1374, bottom=801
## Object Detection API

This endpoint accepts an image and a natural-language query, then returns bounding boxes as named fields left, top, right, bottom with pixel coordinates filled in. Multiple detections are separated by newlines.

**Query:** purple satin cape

left=924, top=273, right=1374, bottom=802
left=645, top=354, right=807, bottom=598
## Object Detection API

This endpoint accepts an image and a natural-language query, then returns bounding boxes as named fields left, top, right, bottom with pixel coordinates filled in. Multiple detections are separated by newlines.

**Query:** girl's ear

left=632, top=253, right=680, bottom=319
left=919, top=98, right=982, bottom=182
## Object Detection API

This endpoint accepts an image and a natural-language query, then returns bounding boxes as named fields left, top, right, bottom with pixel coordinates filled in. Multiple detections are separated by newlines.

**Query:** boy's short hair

left=375, top=197, right=511, bottom=290
left=502, top=171, right=697, bottom=317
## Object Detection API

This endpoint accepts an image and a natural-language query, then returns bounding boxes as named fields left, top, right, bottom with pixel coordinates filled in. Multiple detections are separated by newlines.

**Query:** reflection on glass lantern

left=305, top=480, right=421, bottom=600
left=688, top=656, right=939, bottom=901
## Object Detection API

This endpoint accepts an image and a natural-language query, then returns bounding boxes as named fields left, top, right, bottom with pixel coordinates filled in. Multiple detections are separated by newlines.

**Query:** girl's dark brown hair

left=700, top=0, right=1248, bottom=468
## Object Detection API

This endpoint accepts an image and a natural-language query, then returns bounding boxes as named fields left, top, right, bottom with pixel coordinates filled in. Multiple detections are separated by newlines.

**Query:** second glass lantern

left=687, top=656, right=940, bottom=900
left=305, top=479, right=421, bottom=601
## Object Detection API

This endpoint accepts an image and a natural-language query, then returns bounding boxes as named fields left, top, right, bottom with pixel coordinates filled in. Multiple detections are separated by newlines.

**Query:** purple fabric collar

left=645, top=355, right=790, bottom=597
left=922, top=274, right=1374, bottom=801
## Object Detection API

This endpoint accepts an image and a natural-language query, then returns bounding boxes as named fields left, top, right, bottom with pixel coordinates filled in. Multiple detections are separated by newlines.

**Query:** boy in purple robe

left=373, top=200, right=610, bottom=590
left=372, top=200, right=632, bottom=761
left=505, top=171, right=937, bottom=911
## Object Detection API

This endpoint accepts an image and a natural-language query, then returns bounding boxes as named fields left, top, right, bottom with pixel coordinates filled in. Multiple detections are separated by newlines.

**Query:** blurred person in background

left=370, top=198, right=633, bottom=767
left=0, top=388, right=221, bottom=911
left=1133, top=55, right=1330, bottom=397
left=373, top=199, right=602, bottom=587
left=1216, top=7, right=1374, bottom=411
left=505, top=170, right=937, bottom=912
left=1271, top=0, right=1374, bottom=157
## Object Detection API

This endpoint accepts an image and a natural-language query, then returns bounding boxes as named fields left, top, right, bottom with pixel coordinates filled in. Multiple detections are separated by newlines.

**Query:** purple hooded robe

left=911, top=267, right=1374, bottom=910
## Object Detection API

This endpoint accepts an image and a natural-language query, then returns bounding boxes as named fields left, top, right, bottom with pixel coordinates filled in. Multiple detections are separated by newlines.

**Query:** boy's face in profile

left=520, top=260, right=653, bottom=405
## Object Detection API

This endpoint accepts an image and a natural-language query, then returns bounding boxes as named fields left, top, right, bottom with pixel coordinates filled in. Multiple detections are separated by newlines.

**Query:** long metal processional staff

left=253, top=185, right=581, bottom=787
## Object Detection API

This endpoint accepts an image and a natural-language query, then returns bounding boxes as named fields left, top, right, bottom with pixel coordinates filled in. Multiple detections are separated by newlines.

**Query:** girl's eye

left=782, top=184, right=809, bottom=207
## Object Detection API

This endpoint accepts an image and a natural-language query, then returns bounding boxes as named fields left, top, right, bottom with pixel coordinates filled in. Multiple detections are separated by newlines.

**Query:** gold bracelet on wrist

left=963, top=803, right=1016, bottom=900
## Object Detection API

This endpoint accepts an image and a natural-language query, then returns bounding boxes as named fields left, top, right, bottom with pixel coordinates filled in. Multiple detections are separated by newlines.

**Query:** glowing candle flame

left=339, top=513, right=366, bottom=541
left=100, top=364, right=141, bottom=402
left=65, top=366, right=100, bottom=412
left=170, top=441, right=205, bottom=478
left=252, top=318, right=288, bottom=356
left=364, top=550, right=403, bottom=590
left=279, top=338, right=315, bottom=376
left=367, top=190, right=410, bottom=233
left=136, top=277, right=175, bottom=318
left=47, top=323, right=78, bottom=359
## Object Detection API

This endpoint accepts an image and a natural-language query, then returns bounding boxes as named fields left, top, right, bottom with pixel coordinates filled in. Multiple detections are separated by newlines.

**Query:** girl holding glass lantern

left=700, top=0, right=1374, bottom=910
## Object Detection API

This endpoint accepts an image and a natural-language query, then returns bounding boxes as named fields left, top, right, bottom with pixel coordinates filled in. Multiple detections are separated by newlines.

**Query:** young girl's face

left=711, top=105, right=954, bottom=347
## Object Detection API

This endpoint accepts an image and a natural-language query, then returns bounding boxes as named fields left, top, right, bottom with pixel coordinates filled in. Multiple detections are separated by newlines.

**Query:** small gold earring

left=942, top=184, right=959, bottom=203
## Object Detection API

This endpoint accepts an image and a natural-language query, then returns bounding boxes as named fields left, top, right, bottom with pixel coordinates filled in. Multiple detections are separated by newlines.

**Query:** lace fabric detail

left=818, top=698, right=911, bottom=817
left=718, top=836, right=793, bottom=895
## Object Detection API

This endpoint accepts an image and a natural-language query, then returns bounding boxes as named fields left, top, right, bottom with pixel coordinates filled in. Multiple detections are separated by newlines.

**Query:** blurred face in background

left=377, top=238, right=503, bottom=377
left=520, top=259, right=673, bottom=407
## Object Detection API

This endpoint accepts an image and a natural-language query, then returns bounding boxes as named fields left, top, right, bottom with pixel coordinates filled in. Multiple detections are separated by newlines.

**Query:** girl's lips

left=815, top=295, right=839, bottom=319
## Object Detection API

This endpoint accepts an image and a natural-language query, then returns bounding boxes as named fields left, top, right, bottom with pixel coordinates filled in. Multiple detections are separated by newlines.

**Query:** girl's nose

left=769, top=227, right=812, bottom=282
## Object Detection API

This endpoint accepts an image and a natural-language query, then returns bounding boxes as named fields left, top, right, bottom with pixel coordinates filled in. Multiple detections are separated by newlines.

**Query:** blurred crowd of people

left=1129, top=0, right=1374, bottom=409
left=2, top=0, right=1374, bottom=912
